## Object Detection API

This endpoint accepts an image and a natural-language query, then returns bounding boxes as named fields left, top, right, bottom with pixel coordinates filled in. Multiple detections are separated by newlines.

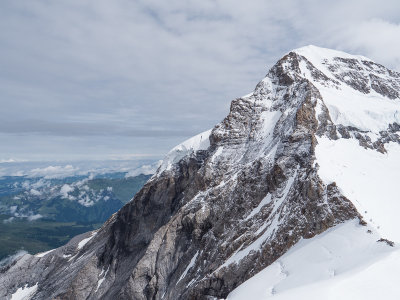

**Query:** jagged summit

left=262, top=45, right=400, bottom=132
left=157, top=44, right=400, bottom=176
left=1, top=47, right=400, bottom=300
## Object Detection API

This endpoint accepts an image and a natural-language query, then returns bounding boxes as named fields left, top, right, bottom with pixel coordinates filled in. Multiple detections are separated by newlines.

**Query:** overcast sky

left=1, top=0, right=400, bottom=162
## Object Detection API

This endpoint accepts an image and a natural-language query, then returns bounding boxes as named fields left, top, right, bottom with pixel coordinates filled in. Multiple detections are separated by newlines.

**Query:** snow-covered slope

left=316, top=137, right=400, bottom=242
left=228, top=220, right=399, bottom=299
left=156, top=129, right=212, bottom=174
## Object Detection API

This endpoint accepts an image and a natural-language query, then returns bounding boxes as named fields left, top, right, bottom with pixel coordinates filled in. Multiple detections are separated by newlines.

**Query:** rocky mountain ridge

left=1, top=45, right=399, bottom=299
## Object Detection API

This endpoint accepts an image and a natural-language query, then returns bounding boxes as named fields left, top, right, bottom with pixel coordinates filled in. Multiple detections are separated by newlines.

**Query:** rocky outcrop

left=1, top=46, right=399, bottom=300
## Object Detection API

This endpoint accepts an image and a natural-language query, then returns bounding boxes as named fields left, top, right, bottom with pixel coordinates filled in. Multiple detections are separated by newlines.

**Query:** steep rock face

left=1, top=46, right=399, bottom=300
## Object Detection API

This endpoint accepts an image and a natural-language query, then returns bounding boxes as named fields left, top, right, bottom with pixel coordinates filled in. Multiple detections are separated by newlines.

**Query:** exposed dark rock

left=370, top=74, right=399, bottom=99
left=377, top=238, right=395, bottom=247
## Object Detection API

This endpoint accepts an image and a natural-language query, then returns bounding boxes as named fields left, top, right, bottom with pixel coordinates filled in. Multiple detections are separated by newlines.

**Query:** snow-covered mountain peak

left=263, top=45, right=400, bottom=133
left=2, top=46, right=400, bottom=299
left=294, top=44, right=372, bottom=65
left=274, top=47, right=400, bottom=243
left=295, top=45, right=399, bottom=95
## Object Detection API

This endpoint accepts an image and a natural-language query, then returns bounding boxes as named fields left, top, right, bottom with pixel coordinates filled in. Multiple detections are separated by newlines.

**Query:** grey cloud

left=0, top=119, right=197, bottom=137
left=1, top=0, right=400, bottom=160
